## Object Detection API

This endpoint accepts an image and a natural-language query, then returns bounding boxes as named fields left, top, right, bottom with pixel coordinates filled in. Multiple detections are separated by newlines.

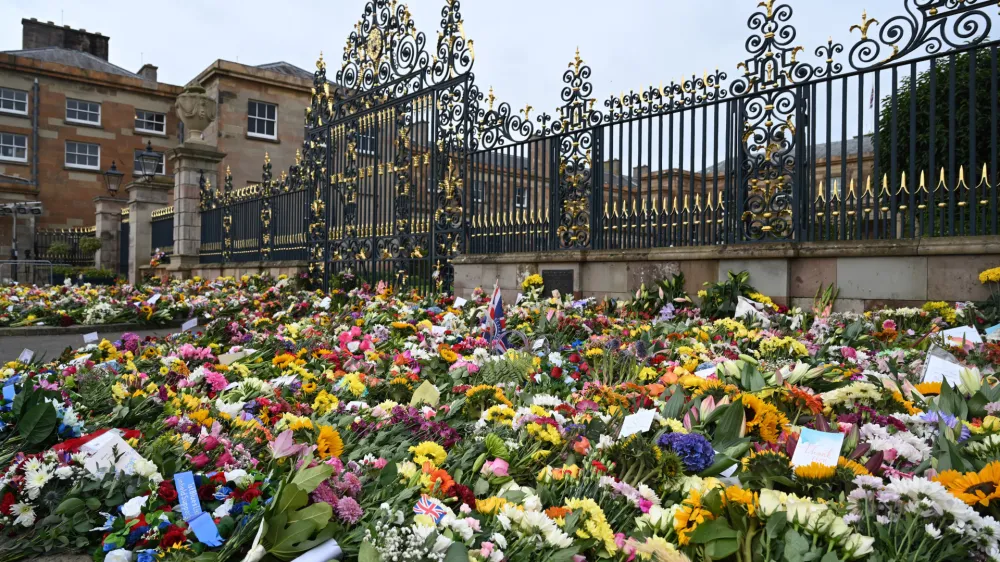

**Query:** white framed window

left=247, top=100, right=276, bottom=139
left=472, top=181, right=485, bottom=204
left=0, top=133, right=27, bottom=162
left=514, top=187, right=528, bottom=208
left=828, top=177, right=842, bottom=196
left=66, top=99, right=101, bottom=125
left=65, top=141, right=100, bottom=170
left=0, top=88, right=28, bottom=116
left=133, top=149, right=165, bottom=176
left=134, top=109, right=166, bottom=134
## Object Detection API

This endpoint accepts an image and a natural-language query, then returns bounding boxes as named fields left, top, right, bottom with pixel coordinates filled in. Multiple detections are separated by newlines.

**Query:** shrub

left=47, top=241, right=71, bottom=256
left=78, top=237, right=102, bottom=255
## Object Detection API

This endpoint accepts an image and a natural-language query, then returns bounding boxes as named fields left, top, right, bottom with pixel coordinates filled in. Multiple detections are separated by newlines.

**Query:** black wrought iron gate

left=301, top=0, right=475, bottom=293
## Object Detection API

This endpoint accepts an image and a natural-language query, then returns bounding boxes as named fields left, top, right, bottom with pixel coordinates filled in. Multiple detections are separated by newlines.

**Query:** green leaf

left=85, top=497, right=101, bottom=510
left=288, top=502, right=332, bottom=531
left=820, top=552, right=841, bottom=562
left=444, top=543, right=469, bottom=562
left=290, top=463, right=333, bottom=494
left=268, top=520, right=320, bottom=559
left=276, top=485, right=308, bottom=516
left=473, top=478, right=490, bottom=496
left=782, top=528, right=811, bottom=562
left=713, top=401, right=746, bottom=450
left=706, top=537, right=740, bottom=559
left=548, top=547, right=581, bottom=562
left=19, top=403, right=57, bottom=446
left=359, top=541, right=381, bottom=562
left=662, top=385, right=686, bottom=419
left=690, top=517, right=738, bottom=544
left=765, top=514, right=787, bottom=538
left=55, top=498, right=85, bottom=515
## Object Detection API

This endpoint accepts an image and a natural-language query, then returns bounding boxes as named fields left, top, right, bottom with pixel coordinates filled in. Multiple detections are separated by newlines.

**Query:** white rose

left=55, top=466, right=74, bottom=479
left=105, top=550, right=134, bottom=562
left=758, top=489, right=784, bottom=518
left=120, top=495, right=149, bottom=518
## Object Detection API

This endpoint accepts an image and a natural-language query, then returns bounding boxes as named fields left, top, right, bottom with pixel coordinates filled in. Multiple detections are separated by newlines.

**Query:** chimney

left=137, top=64, right=158, bottom=82
left=21, top=18, right=110, bottom=60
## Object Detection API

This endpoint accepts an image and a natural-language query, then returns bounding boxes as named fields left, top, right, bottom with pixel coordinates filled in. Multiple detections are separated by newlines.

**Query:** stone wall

left=452, top=236, right=1000, bottom=312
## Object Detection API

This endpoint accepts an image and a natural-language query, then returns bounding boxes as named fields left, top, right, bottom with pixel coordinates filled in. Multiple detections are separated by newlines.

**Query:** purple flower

left=336, top=497, right=363, bottom=524
left=657, top=304, right=676, bottom=322
left=657, top=432, right=715, bottom=473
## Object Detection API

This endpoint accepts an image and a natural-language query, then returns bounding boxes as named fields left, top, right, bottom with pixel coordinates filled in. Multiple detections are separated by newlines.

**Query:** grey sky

left=5, top=0, right=895, bottom=114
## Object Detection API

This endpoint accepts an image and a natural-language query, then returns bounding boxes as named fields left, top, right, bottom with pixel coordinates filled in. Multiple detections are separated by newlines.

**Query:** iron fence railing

left=199, top=161, right=309, bottom=266
left=150, top=206, right=174, bottom=264
left=34, top=227, right=96, bottom=267
left=193, top=0, right=1000, bottom=290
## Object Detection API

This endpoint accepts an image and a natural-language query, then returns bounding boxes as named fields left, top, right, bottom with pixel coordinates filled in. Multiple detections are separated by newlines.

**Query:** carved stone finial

left=175, top=85, right=217, bottom=145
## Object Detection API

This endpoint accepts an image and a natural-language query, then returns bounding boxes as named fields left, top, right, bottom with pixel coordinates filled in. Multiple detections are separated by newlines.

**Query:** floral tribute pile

left=1, top=271, right=1000, bottom=562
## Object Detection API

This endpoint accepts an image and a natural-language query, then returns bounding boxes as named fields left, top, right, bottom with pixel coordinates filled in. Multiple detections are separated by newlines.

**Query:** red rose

left=158, top=481, right=178, bottom=503
left=568, top=353, right=581, bottom=364
left=242, top=487, right=262, bottom=503
left=551, top=366, right=563, bottom=379
left=197, top=483, right=215, bottom=501
left=0, top=492, right=15, bottom=515
left=160, top=525, right=186, bottom=548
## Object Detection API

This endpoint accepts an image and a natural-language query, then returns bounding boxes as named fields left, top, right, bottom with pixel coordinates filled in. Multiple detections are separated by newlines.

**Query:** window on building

left=0, top=133, right=27, bottom=162
left=828, top=177, right=842, bottom=197
left=133, top=149, right=165, bottom=176
left=0, top=88, right=28, bottom=116
left=65, top=141, right=100, bottom=170
left=514, top=187, right=528, bottom=208
left=66, top=99, right=101, bottom=125
left=247, top=100, right=277, bottom=139
left=135, top=110, right=166, bottom=134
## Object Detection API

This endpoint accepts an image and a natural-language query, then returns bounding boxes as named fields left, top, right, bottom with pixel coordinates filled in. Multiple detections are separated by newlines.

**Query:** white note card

left=182, top=318, right=198, bottom=332
left=17, top=349, right=33, bottom=363
left=791, top=428, right=845, bottom=468
left=619, top=409, right=655, bottom=439
left=146, top=293, right=161, bottom=305
left=83, top=332, right=99, bottom=344
left=922, top=355, right=964, bottom=387
left=454, top=297, right=467, bottom=308
left=940, top=325, right=983, bottom=345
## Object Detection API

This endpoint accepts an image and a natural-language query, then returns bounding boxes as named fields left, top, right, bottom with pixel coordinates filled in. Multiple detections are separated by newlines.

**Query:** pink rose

left=481, top=458, right=509, bottom=478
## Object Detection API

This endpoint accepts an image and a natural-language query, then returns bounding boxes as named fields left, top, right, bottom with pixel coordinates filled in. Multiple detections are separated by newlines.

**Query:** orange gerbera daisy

left=785, top=384, right=824, bottom=415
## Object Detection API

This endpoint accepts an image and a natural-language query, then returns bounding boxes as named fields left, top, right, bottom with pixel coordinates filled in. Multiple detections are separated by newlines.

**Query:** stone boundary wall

left=453, top=236, right=1000, bottom=312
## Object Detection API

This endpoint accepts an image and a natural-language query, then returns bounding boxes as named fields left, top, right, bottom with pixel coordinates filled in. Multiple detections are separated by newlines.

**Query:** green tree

left=876, top=49, right=999, bottom=182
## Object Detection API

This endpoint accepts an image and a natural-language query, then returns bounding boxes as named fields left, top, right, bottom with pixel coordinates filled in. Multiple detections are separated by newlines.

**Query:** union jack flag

left=413, top=495, right=447, bottom=523
left=483, top=281, right=509, bottom=353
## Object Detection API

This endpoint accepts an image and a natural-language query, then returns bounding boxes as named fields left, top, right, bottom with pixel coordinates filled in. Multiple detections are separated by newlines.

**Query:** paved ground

left=0, top=327, right=177, bottom=363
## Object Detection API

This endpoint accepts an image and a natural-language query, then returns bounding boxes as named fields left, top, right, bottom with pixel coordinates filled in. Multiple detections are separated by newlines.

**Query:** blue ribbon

left=173, top=471, right=223, bottom=547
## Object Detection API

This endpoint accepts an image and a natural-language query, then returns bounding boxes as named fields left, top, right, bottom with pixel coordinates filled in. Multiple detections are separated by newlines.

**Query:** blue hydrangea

left=657, top=432, right=715, bottom=473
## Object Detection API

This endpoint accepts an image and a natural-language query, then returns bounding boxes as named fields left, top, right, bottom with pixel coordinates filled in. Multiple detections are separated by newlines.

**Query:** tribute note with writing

left=790, top=428, right=845, bottom=468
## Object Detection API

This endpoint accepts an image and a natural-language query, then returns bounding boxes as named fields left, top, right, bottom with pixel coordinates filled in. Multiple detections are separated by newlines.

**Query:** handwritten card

left=17, top=349, right=33, bottom=364
left=83, top=332, right=99, bottom=344
left=940, top=325, right=983, bottom=345
left=181, top=318, right=198, bottom=332
left=410, top=381, right=441, bottom=407
left=453, top=297, right=467, bottom=308
left=619, top=409, right=656, bottom=439
left=82, top=432, right=145, bottom=476
left=922, top=354, right=964, bottom=387
left=791, top=428, right=845, bottom=468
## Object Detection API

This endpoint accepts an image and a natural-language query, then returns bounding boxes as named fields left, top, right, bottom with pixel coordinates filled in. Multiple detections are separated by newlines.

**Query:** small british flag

left=413, top=495, right=447, bottom=523
left=483, top=280, right=509, bottom=353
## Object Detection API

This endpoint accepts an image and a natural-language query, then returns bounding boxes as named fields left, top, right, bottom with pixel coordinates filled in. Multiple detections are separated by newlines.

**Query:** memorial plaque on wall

left=542, top=269, right=574, bottom=297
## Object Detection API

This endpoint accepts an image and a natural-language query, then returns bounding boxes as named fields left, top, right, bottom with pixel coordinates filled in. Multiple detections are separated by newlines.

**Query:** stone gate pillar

left=169, top=85, right=222, bottom=277
left=126, top=179, right=171, bottom=284
left=93, top=196, right=126, bottom=271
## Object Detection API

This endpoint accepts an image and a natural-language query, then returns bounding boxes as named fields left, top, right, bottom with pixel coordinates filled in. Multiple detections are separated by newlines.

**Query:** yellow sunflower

left=794, top=462, right=837, bottom=483
left=316, top=425, right=344, bottom=459
left=936, top=461, right=1000, bottom=507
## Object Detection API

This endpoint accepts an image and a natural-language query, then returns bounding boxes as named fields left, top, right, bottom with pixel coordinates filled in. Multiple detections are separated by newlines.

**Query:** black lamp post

left=136, top=140, right=160, bottom=181
left=103, top=160, right=124, bottom=196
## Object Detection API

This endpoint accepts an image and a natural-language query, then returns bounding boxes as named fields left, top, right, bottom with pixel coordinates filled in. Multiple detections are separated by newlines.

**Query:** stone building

left=0, top=18, right=181, bottom=260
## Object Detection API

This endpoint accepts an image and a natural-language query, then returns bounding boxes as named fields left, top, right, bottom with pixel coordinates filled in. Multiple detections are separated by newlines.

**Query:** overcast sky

left=6, top=0, right=903, bottom=112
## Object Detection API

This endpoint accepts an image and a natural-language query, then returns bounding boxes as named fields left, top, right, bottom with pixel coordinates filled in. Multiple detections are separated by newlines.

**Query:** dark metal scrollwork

left=729, top=0, right=811, bottom=242
left=847, top=0, right=992, bottom=70
left=550, top=49, right=601, bottom=249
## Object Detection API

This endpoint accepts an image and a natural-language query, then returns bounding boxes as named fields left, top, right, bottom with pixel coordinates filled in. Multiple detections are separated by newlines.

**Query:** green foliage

left=624, top=272, right=691, bottom=318
left=876, top=50, right=998, bottom=182
left=264, top=460, right=336, bottom=561
left=47, top=241, right=71, bottom=256
left=78, top=237, right=103, bottom=255
left=699, top=270, right=755, bottom=318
